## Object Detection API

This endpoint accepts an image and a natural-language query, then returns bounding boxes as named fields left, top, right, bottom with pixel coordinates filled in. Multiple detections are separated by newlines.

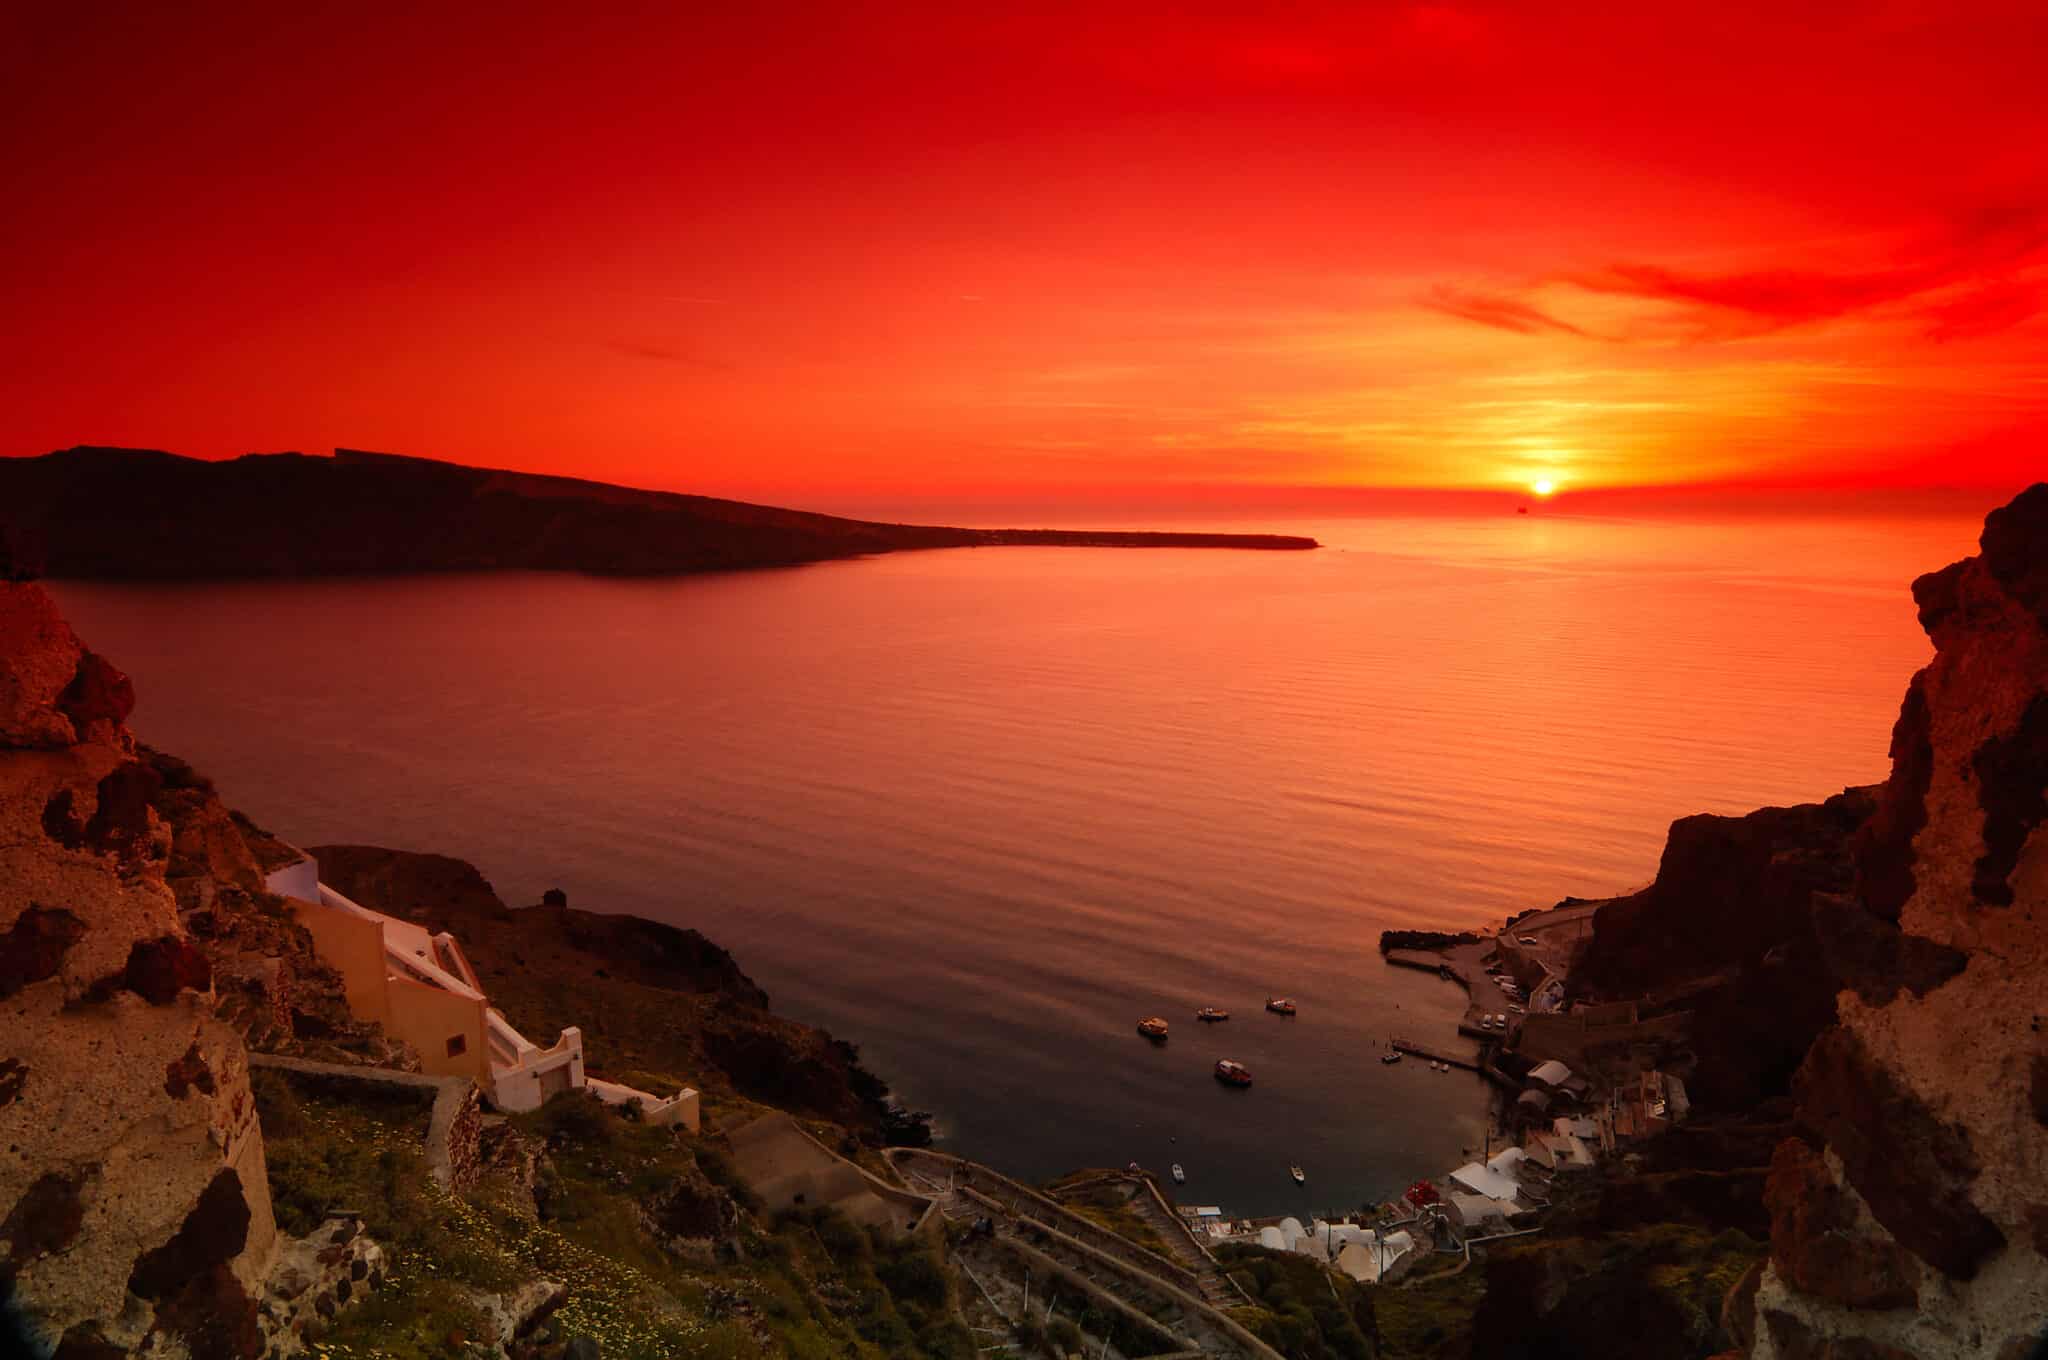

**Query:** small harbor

left=1104, top=899, right=1696, bottom=1293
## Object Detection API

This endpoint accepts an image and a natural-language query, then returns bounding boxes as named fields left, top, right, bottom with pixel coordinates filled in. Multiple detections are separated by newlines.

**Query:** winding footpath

left=888, top=1148, right=1282, bottom=1360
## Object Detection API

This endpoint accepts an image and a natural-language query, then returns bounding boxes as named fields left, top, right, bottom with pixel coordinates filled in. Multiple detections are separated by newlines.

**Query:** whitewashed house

left=261, top=852, right=697, bottom=1129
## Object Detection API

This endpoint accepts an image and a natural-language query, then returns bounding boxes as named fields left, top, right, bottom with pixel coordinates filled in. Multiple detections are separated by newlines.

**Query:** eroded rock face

left=0, top=581, right=277, bottom=1358
left=1763, top=1140, right=1919, bottom=1310
left=1572, top=788, right=1878, bottom=1111
left=1750, top=484, right=2048, bottom=1360
left=0, top=584, right=85, bottom=748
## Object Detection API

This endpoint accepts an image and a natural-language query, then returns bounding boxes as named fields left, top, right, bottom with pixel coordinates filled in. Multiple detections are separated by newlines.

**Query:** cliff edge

left=0, top=581, right=279, bottom=1357
left=1740, top=484, right=2048, bottom=1360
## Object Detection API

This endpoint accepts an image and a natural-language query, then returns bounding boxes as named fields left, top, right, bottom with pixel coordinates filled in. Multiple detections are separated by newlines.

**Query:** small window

left=445, top=1034, right=467, bottom=1058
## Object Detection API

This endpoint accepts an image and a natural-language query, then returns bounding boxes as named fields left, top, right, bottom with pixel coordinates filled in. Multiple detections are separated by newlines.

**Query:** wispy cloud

left=1422, top=285, right=1592, bottom=338
left=606, top=340, right=731, bottom=370
left=1430, top=197, right=2048, bottom=344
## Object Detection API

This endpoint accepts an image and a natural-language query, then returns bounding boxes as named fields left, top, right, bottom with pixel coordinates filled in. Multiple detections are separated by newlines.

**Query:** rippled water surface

left=53, top=510, right=1980, bottom=1217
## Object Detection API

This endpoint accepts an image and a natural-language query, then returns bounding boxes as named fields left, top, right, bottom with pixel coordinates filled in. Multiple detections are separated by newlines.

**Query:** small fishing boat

left=1196, top=1007, right=1229, bottom=1022
left=1266, top=997, right=1297, bottom=1016
left=1137, top=1016, right=1170, bottom=1040
left=1171, top=1163, right=1185, bottom=1184
left=1380, top=1050, right=1403, bottom=1065
left=1214, top=1059, right=1253, bottom=1087
left=1289, top=1164, right=1306, bottom=1185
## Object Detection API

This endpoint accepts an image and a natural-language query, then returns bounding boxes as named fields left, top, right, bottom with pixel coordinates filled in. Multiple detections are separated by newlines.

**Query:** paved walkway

left=889, top=1149, right=1283, bottom=1360
left=727, top=1113, right=931, bottom=1233
left=1078, top=1173, right=1247, bottom=1309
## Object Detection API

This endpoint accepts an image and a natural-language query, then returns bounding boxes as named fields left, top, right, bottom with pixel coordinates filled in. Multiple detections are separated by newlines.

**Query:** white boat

left=1289, top=1164, right=1306, bottom=1185
left=1171, top=1163, right=1185, bottom=1184
left=1380, top=1050, right=1402, bottom=1065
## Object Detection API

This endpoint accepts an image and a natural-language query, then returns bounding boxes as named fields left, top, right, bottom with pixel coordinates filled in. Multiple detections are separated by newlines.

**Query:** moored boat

left=1137, top=1016, right=1170, bottom=1040
left=1171, top=1163, right=1185, bottom=1184
left=1196, top=1007, right=1229, bottom=1022
left=1214, top=1058, right=1253, bottom=1087
left=1380, top=1050, right=1402, bottom=1064
left=1266, top=997, right=1297, bottom=1016
left=1289, top=1164, right=1306, bottom=1185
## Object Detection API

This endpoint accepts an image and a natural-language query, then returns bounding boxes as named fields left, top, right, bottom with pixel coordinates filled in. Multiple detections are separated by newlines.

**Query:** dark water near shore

left=52, top=510, right=1978, bottom=1217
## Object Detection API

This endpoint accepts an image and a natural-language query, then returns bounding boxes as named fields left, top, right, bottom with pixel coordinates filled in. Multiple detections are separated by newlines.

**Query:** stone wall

left=258, top=1215, right=386, bottom=1356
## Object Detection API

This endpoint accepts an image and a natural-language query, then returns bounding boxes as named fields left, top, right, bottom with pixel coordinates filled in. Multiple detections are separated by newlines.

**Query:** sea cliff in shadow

left=0, top=446, right=1317, bottom=579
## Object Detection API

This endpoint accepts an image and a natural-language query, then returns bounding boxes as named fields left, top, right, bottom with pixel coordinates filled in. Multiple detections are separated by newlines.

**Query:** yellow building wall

left=384, top=974, right=491, bottom=1083
left=289, top=898, right=392, bottom=1027
left=290, top=898, right=490, bottom=1083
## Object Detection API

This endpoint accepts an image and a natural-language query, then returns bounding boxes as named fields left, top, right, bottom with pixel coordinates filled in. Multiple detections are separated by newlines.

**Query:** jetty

left=1387, top=1036, right=1482, bottom=1072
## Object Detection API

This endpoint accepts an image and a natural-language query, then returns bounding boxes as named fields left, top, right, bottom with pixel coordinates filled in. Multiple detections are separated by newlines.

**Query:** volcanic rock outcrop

left=1742, top=484, right=2048, bottom=1359
left=0, top=581, right=278, bottom=1356
left=1573, top=787, right=1879, bottom=1111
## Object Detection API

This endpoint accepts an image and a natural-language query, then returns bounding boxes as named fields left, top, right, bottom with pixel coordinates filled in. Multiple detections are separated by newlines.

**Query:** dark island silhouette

left=0, top=446, right=1317, bottom=579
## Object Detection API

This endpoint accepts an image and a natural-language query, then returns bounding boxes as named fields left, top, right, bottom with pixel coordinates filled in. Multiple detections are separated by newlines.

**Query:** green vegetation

left=1370, top=1266, right=1485, bottom=1359
left=1216, top=1243, right=1377, bottom=1360
left=256, top=1071, right=974, bottom=1360
left=253, top=1070, right=528, bottom=1359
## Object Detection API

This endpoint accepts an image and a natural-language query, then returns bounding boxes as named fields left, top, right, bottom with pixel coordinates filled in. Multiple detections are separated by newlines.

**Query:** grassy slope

left=255, top=1072, right=973, bottom=1360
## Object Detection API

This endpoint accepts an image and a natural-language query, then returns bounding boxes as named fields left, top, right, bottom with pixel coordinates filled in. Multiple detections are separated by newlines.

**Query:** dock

left=1384, top=950, right=1457, bottom=978
left=1388, top=1036, right=1481, bottom=1071
left=1388, top=1037, right=1519, bottom=1090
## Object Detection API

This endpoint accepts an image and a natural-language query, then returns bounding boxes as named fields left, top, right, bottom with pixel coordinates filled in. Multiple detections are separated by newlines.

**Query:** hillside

left=0, top=446, right=1317, bottom=578
left=308, top=844, right=933, bottom=1143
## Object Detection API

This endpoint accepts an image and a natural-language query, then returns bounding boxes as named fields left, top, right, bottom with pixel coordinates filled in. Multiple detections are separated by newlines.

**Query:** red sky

left=5, top=2, right=2045, bottom=510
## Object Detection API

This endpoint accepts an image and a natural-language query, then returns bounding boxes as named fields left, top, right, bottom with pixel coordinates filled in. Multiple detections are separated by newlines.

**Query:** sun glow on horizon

left=3, top=5, right=2045, bottom=499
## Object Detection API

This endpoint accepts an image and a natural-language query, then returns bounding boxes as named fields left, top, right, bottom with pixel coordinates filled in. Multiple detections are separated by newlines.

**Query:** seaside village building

left=262, top=849, right=697, bottom=1129
left=1249, top=1216, right=1422, bottom=1285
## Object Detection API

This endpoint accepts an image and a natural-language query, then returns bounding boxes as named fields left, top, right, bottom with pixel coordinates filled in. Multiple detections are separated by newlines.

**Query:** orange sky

left=5, top=2, right=2045, bottom=509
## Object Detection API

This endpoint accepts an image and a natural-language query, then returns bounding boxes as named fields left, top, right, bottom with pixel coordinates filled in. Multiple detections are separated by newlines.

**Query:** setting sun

left=1532, top=479, right=1557, bottom=497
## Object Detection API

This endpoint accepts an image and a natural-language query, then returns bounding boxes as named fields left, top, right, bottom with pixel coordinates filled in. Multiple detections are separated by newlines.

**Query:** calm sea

left=50, top=510, right=1979, bottom=1217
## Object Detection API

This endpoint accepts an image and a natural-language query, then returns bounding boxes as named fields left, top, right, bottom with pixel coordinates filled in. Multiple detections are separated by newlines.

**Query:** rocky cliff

left=1737, top=484, right=2048, bottom=1360
left=0, top=580, right=279, bottom=1357
left=1572, top=788, right=1879, bottom=1111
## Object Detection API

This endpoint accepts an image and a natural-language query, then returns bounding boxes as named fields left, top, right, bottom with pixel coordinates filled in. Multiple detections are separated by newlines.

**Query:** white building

left=262, top=856, right=696, bottom=1129
left=1448, top=1160, right=1526, bottom=1204
left=1334, top=1229, right=1418, bottom=1283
